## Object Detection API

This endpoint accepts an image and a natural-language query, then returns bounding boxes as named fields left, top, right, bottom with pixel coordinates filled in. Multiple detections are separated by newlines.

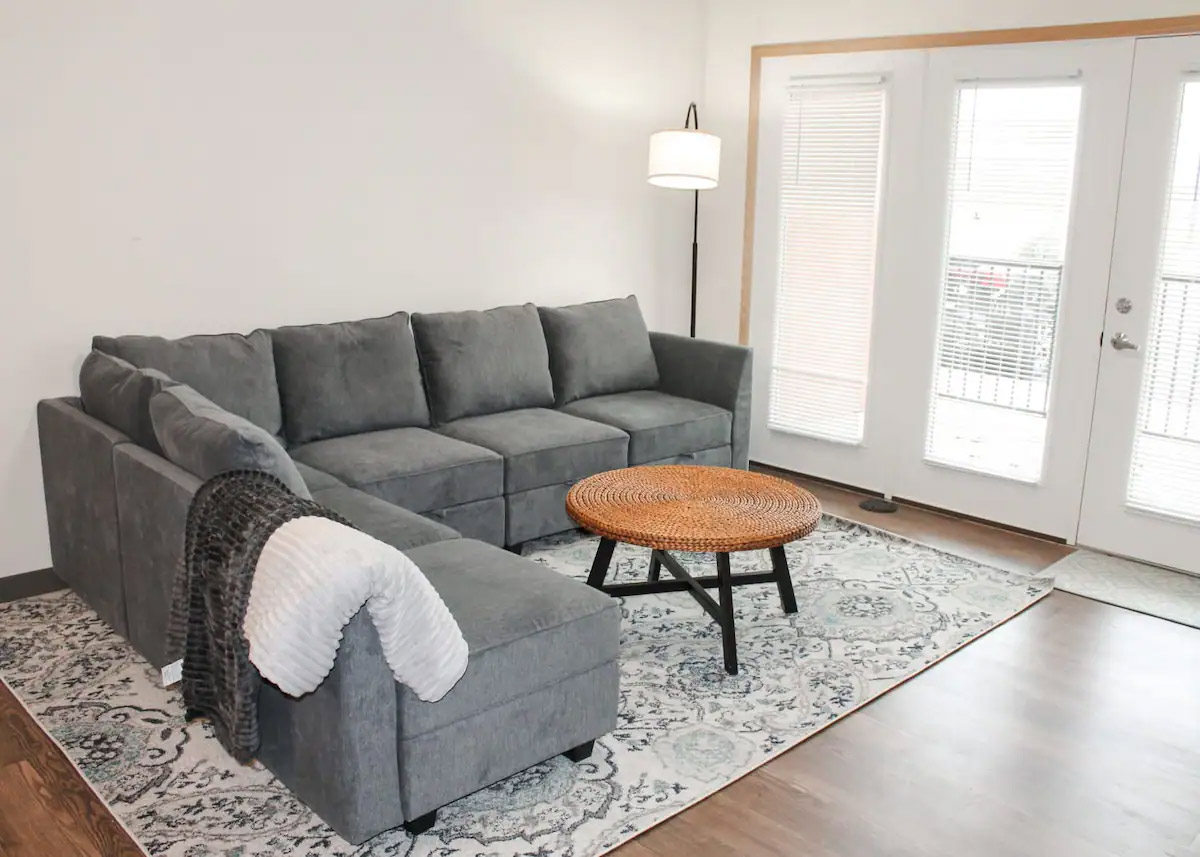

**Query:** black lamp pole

left=685, top=101, right=700, bottom=339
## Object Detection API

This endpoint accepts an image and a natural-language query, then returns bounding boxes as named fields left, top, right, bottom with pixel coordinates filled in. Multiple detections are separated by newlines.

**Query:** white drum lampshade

left=647, top=129, right=721, bottom=190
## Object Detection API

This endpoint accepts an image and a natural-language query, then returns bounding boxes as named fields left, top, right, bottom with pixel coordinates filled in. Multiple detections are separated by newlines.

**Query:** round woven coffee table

left=567, top=465, right=821, bottom=675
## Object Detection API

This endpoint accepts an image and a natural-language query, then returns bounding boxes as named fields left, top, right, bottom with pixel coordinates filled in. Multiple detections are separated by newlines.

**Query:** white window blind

left=924, top=83, right=1082, bottom=482
left=768, top=79, right=887, bottom=444
left=1127, top=79, right=1200, bottom=522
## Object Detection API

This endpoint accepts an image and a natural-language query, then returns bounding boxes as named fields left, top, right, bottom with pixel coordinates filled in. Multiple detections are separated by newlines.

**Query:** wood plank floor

left=1, top=477, right=1197, bottom=856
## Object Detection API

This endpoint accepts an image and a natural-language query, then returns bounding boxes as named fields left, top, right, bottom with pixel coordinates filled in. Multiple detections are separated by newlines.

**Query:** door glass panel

left=1127, top=79, right=1200, bottom=521
left=925, top=83, right=1082, bottom=481
left=768, top=80, right=887, bottom=444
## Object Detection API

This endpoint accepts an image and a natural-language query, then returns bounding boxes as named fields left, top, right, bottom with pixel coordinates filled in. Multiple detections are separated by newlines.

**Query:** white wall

left=698, top=0, right=1200, bottom=345
left=0, top=0, right=705, bottom=576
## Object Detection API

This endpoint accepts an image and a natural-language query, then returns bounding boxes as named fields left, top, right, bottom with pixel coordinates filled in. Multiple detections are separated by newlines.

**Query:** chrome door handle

left=1111, top=332, right=1139, bottom=351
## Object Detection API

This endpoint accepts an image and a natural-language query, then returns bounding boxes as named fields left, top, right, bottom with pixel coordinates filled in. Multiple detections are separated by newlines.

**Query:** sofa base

left=38, top=398, right=131, bottom=638
left=403, top=810, right=438, bottom=836
left=563, top=739, right=595, bottom=762
left=422, top=496, right=505, bottom=546
left=398, top=659, right=619, bottom=821
left=505, top=483, right=575, bottom=545
left=502, top=446, right=732, bottom=546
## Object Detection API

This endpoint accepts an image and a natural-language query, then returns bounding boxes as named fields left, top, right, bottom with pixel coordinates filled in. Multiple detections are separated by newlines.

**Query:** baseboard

left=751, top=460, right=1067, bottom=545
left=0, top=568, right=66, bottom=603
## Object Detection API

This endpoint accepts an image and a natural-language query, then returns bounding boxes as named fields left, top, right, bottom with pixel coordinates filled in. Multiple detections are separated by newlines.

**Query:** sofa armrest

left=256, top=609, right=404, bottom=844
left=649, top=332, right=754, bottom=469
left=37, top=397, right=131, bottom=635
left=112, top=444, right=202, bottom=667
left=115, top=446, right=402, bottom=844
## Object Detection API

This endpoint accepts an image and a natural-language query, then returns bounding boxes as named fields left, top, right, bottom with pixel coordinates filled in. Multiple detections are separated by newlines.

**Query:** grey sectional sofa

left=37, top=295, right=752, bottom=843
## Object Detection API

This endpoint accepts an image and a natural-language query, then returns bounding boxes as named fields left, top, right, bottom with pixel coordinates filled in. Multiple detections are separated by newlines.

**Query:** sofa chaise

left=37, top=295, right=752, bottom=843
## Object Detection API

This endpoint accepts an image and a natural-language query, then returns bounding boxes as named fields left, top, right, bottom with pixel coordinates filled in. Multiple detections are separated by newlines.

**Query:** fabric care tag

left=161, top=659, right=183, bottom=687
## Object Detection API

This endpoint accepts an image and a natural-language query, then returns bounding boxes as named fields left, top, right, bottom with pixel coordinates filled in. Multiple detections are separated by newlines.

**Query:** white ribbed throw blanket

left=244, top=516, right=468, bottom=701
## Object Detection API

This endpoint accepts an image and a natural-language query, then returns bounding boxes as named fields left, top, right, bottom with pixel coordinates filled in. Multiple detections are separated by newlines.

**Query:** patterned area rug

left=0, top=518, right=1052, bottom=856
left=1048, top=549, right=1200, bottom=629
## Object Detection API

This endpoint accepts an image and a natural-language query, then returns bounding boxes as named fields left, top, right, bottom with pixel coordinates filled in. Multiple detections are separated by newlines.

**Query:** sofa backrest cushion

left=538, top=295, right=660, bottom=405
left=411, top=303, right=554, bottom=423
left=270, top=313, right=430, bottom=445
left=150, top=385, right=311, bottom=499
left=78, top=350, right=177, bottom=453
left=92, top=329, right=283, bottom=437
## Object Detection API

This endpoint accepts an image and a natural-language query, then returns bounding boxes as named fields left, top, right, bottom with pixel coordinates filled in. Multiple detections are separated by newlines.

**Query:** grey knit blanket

left=169, top=470, right=350, bottom=763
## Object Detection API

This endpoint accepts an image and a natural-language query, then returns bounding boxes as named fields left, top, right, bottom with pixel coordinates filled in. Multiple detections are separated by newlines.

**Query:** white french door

left=751, top=39, right=1133, bottom=538
left=1078, top=35, right=1200, bottom=573
left=753, top=31, right=1200, bottom=567
left=888, top=40, right=1134, bottom=538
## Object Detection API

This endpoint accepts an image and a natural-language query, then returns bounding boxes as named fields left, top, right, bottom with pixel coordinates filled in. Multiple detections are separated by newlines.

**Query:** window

left=1127, top=79, right=1200, bottom=521
left=767, top=78, right=887, bottom=444
left=924, top=83, right=1082, bottom=481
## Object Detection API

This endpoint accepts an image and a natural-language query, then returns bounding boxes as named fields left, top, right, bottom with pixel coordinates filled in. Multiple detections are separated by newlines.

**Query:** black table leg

left=587, top=537, right=617, bottom=589
left=647, top=551, right=662, bottom=582
left=716, top=552, right=738, bottom=675
left=770, top=545, right=798, bottom=614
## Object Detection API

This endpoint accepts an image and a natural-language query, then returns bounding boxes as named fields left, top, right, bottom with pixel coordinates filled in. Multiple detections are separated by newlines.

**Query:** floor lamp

left=648, top=102, right=721, bottom=338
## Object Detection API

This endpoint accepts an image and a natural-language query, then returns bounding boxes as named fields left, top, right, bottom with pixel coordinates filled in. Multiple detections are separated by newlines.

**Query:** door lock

left=1110, top=332, right=1140, bottom=351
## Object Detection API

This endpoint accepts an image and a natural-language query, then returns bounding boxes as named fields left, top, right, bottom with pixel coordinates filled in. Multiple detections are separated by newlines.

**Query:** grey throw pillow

left=538, top=295, right=659, bottom=405
left=411, top=303, right=554, bottom=423
left=270, top=312, right=431, bottom=445
left=93, top=329, right=283, bottom=437
left=78, top=350, right=177, bottom=453
left=150, top=385, right=311, bottom=499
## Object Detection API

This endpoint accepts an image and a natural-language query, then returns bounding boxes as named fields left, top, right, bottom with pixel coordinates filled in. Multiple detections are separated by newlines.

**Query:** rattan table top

left=566, top=465, right=822, bottom=552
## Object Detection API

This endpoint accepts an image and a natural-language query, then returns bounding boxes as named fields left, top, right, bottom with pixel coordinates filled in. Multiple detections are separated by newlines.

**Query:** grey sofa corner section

left=113, top=444, right=201, bottom=668
left=538, top=295, right=659, bottom=405
left=150, top=385, right=311, bottom=499
left=270, top=312, right=430, bottom=445
left=41, top=304, right=752, bottom=845
left=310, top=485, right=460, bottom=552
left=93, top=328, right=284, bottom=437
left=412, top=303, right=554, bottom=423
left=37, top=397, right=130, bottom=637
left=561, top=389, right=732, bottom=465
left=649, top=331, right=753, bottom=469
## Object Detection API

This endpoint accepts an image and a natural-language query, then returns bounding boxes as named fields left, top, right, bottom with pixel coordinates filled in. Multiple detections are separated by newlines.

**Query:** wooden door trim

left=738, top=15, right=1200, bottom=344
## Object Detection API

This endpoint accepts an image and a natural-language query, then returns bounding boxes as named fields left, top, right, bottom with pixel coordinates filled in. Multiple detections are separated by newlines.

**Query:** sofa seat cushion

left=293, top=460, right=344, bottom=493
left=270, top=312, right=430, bottom=445
left=290, top=427, right=503, bottom=513
left=310, top=486, right=459, bottom=552
left=396, top=539, right=619, bottom=737
left=436, top=408, right=628, bottom=493
left=561, top=390, right=732, bottom=464
left=93, top=329, right=283, bottom=436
